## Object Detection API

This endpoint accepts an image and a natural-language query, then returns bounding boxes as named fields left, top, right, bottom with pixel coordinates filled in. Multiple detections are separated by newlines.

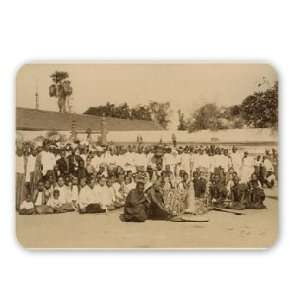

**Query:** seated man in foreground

left=123, top=178, right=150, bottom=222
left=123, top=176, right=179, bottom=222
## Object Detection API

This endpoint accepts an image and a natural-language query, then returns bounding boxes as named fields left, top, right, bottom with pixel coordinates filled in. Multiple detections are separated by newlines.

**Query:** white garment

left=41, top=151, right=56, bottom=175
left=146, top=153, right=154, bottom=167
left=55, top=185, right=67, bottom=204
left=199, top=153, right=210, bottom=170
left=47, top=197, right=61, bottom=209
left=219, top=155, right=230, bottom=172
left=78, top=185, right=99, bottom=209
left=266, top=173, right=276, bottom=184
left=91, top=155, right=102, bottom=171
left=108, top=186, right=116, bottom=203
left=227, top=180, right=234, bottom=193
left=230, top=152, right=243, bottom=174
left=124, top=182, right=136, bottom=195
left=64, top=186, right=73, bottom=203
left=80, top=154, right=87, bottom=165
left=112, top=182, right=122, bottom=199
left=254, top=158, right=262, bottom=168
left=163, top=153, right=174, bottom=167
left=115, top=155, right=126, bottom=169
left=209, top=155, right=216, bottom=173
left=190, top=153, right=199, bottom=170
left=240, top=156, right=254, bottom=183
left=94, top=184, right=114, bottom=207
left=134, top=153, right=147, bottom=168
left=25, top=155, right=36, bottom=182
left=35, top=192, right=43, bottom=206
left=16, top=155, right=25, bottom=174
left=20, top=200, right=34, bottom=210
left=264, top=158, right=274, bottom=172
left=180, top=153, right=191, bottom=173
left=71, top=185, right=79, bottom=202
left=214, top=155, right=223, bottom=168
left=123, top=152, right=137, bottom=172
left=104, top=152, right=116, bottom=165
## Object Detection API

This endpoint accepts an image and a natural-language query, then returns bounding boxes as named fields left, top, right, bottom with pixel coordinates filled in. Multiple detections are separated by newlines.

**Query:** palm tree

left=49, top=71, right=73, bottom=113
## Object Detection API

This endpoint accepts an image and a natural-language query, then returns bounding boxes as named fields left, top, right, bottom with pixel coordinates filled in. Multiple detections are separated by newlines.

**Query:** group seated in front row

left=19, top=173, right=133, bottom=215
left=19, top=167, right=266, bottom=216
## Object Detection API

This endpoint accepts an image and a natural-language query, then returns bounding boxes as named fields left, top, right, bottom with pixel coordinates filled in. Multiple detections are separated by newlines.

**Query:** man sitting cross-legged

left=208, top=173, right=228, bottom=208
left=77, top=176, right=106, bottom=213
left=52, top=176, right=75, bottom=213
left=19, top=197, right=36, bottom=215
left=229, top=175, right=248, bottom=210
left=94, top=175, right=115, bottom=211
left=123, top=178, right=150, bottom=222
left=33, top=180, right=54, bottom=214
left=46, top=189, right=62, bottom=213
left=247, top=173, right=266, bottom=209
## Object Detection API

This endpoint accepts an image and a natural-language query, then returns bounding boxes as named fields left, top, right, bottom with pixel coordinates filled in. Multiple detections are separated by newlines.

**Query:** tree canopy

left=50, top=71, right=69, bottom=84
left=84, top=78, right=278, bottom=131
left=240, top=81, right=278, bottom=128
left=185, top=80, right=278, bottom=132
left=84, top=100, right=171, bottom=129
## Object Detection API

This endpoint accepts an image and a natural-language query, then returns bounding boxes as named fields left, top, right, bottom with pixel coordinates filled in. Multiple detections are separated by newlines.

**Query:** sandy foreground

left=16, top=188, right=278, bottom=249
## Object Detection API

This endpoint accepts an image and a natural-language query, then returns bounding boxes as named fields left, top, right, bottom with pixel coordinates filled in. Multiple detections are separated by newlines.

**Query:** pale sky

left=16, top=63, right=277, bottom=129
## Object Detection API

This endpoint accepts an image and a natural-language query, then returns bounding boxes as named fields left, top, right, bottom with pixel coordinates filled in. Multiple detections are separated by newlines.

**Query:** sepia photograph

left=15, top=63, right=278, bottom=249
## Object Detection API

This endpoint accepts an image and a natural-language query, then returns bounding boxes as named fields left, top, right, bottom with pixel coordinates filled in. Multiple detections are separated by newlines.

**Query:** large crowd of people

left=16, top=137, right=278, bottom=221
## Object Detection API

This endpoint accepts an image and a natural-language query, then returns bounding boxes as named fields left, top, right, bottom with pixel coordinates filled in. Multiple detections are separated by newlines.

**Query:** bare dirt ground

left=16, top=188, right=278, bottom=249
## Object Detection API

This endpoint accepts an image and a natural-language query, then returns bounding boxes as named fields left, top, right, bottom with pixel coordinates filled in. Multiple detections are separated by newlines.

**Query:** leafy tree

left=84, top=100, right=170, bottom=127
left=241, top=81, right=278, bottom=128
left=131, top=104, right=152, bottom=120
left=188, top=103, right=224, bottom=132
left=149, top=101, right=171, bottom=129
left=49, top=71, right=72, bottom=113
left=50, top=71, right=69, bottom=83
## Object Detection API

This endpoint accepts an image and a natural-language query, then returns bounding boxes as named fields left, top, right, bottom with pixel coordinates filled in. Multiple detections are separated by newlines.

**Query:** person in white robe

left=208, top=153, right=216, bottom=174
left=164, top=148, right=179, bottom=175
left=91, top=151, right=103, bottom=173
left=180, top=148, right=192, bottom=176
left=199, top=150, right=210, bottom=172
left=40, top=145, right=56, bottom=177
left=53, top=176, right=74, bottom=212
left=16, top=148, right=26, bottom=210
left=124, top=175, right=136, bottom=197
left=240, top=152, right=255, bottom=183
left=78, top=177, right=104, bottom=213
left=230, top=147, right=243, bottom=175
left=134, top=149, right=147, bottom=171
left=94, top=176, right=115, bottom=209
left=123, top=149, right=136, bottom=172
left=25, top=150, right=36, bottom=186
